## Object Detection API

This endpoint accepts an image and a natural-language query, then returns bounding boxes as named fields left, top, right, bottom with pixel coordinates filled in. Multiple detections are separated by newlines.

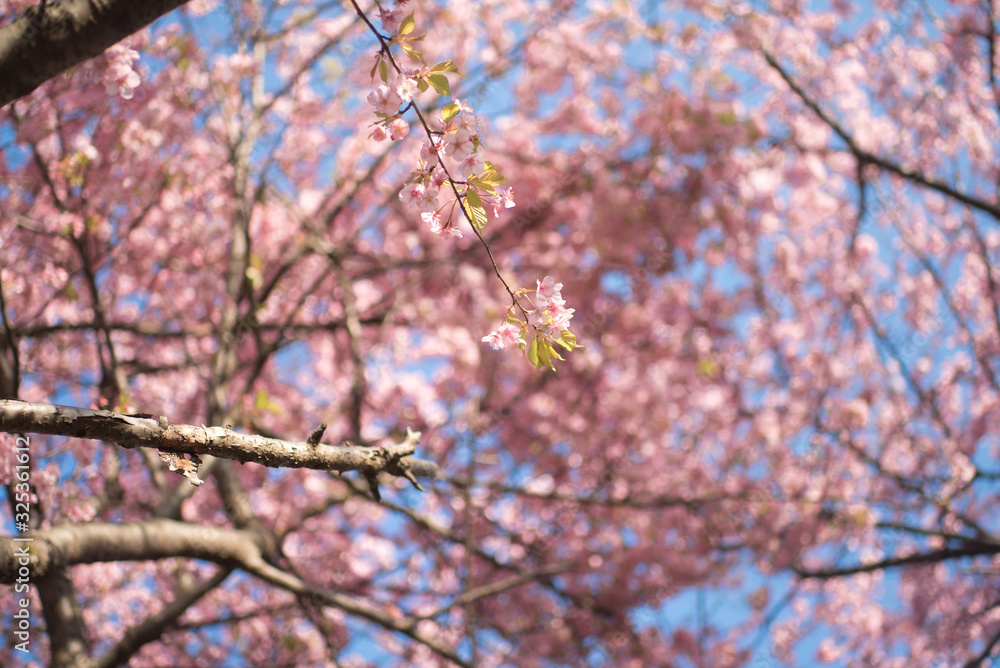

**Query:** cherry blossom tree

left=2, top=0, right=1000, bottom=666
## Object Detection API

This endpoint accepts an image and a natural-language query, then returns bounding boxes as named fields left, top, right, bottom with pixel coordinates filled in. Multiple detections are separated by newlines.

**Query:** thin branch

left=239, top=549, right=473, bottom=667
left=13, top=316, right=387, bottom=339
left=888, top=215, right=999, bottom=391
left=794, top=543, right=1000, bottom=580
left=761, top=48, right=1000, bottom=221
left=419, top=562, right=573, bottom=621
left=0, top=275, right=18, bottom=398
left=334, top=257, right=368, bottom=442
left=454, top=478, right=746, bottom=510
left=875, top=522, right=1000, bottom=547
left=348, top=0, right=527, bottom=318
left=88, top=567, right=234, bottom=668
left=964, top=623, right=1000, bottom=668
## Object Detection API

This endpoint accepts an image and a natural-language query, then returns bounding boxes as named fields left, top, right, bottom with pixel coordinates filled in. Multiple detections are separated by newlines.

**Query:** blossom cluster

left=362, top=2, right=516, bottom=240
left=528, top=276, right=575, bottom=335
left=360, top=2, right=575, bottom=369
left=397, top=99, right=515, bottom=239
left=104, top=44, right=142, bottom=100
left=482, top=322, right=524, bottom=351
left=482, top=277, right=580, bottom=370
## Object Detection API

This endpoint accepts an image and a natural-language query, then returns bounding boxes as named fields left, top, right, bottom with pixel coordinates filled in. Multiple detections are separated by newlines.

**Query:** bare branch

left=0, top=519, right=266, bottom=582
left=0, top=400, right=441, bottom=486
left=420, top=562, right=574, bottom=621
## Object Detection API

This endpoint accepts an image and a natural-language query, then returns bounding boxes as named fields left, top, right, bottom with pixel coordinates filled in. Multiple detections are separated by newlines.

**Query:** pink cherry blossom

left=481, top=323, right=524, bottom=350
left=389, top=118, right=409, bottom=141
left=488, top=187, right=516, bottom=217
left=399, top=182, right=439, bottom=212
left=429, top=168, right=447, bottom=189
left=549, top=306, right=574, bottom=331
left=420, top=139, right=443, bottom=165
left=396, top=76, right=420, bottom=103
left=500, top=186, right=515, bottom=208
left=442, top=124, right=475, bottom=157
left=535, top=276, right=565, bottom=309
left=103, top=44, right=141, bottom=99
left=458, top=152, right=483, bottom=177
left=72, top=134, right=99, bottom=160
left=378, top=7, right=402, bottom=34
left=366, top=84, right=402, bottom=115
left=423, top=210, right=463, bottom=239
left=420, top=210, right=441, bottom=227
left=399, top=182, right=426, bottom=208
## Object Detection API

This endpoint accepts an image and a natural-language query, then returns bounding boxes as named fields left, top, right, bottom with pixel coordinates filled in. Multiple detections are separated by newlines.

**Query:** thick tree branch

left=0, top=400, right=440, bottom=491
left=0, top=520, right=264, bottom=583
left=37, top=569, right=89, bottom=668
left=0, top=520, right=469, bottom=667
left=0, top=0, right=192, bottom=108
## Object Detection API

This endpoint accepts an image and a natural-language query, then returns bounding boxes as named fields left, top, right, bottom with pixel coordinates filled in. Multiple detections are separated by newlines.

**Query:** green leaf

left=697, top=357, right=719, bottom=377
left=254, top=389, right=281, bottom=414
left=441, top=102, right=460, bottom=122
left=321, top=56, right=345, bottom=81
left=400, top=42, right=423, bottom=63
left=477, top=170, right=508, bottom=186
left=555, top=330, right=583, bottom=352
left=245, top=266, right=263, bottom=290
left=534, top=339, right=557, bottom=370
left=417, top=79, right=429, bottom=92
left=429, top=60, right=459, bottom=74
left=463, top=190, right=488, bottom=231
left=427, top=73, right=450, bottom=96
left=527, top=337, right=539, bottom=366
left=399, top=13, right=416, bottom=35
left=378, top=59, right=388, bottom=82
left=717, top=110, right=738, bottom=125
